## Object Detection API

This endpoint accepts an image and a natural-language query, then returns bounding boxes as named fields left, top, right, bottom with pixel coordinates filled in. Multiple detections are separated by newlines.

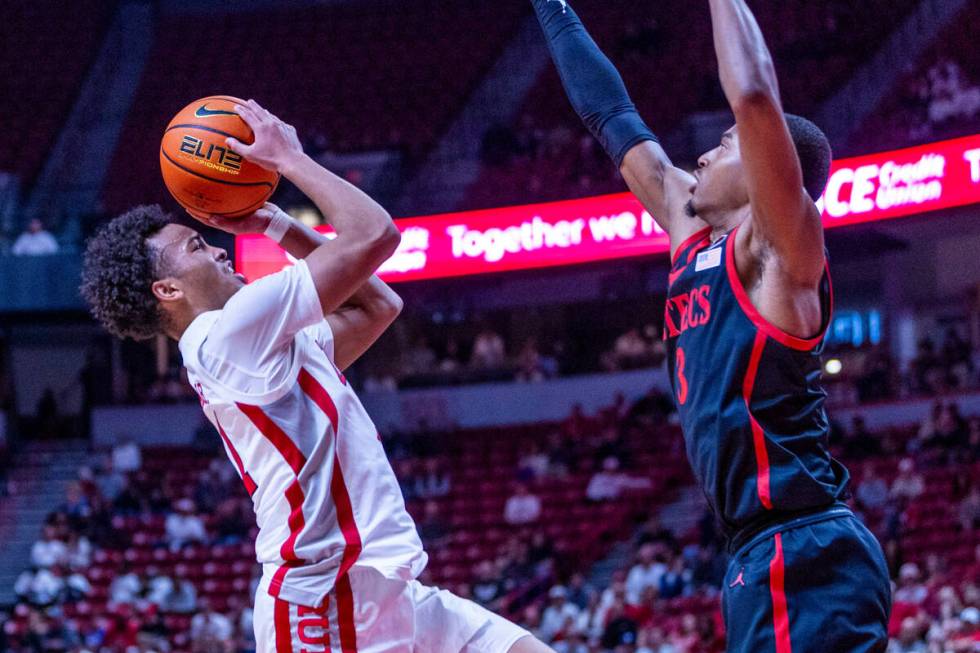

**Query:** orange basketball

left=160, top=95, right=280, bottom=217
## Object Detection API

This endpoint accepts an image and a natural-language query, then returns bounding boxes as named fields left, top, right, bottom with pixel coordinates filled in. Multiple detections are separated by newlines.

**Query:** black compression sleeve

left=531, top=0, right=658, bottom=166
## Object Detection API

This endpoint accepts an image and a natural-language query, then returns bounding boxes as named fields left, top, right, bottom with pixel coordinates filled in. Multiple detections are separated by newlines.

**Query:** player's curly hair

left=80, top=205, right=173, bottom=341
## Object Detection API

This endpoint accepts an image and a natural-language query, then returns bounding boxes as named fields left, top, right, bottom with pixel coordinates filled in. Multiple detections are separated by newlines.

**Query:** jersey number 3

left=676, top=346, right=688, bottom=405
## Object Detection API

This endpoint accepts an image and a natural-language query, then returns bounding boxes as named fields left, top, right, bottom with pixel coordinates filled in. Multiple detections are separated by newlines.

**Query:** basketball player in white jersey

left=81, top=99, right=553, bottom=653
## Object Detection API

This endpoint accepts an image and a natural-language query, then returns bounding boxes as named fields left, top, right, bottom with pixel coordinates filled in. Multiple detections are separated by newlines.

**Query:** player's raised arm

left=227, top=100, right=401, bottom=316
left=198, top=203, right=402, bottom=372
left=708, top=0, right=824, bottom=283
left=530, top=0, right=702, bottom=245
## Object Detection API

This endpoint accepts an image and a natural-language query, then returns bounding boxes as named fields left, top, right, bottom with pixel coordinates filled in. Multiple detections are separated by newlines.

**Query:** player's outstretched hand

left=186, top=202, right=283, bottom=236
left=226, top=99, right=303, bottom=173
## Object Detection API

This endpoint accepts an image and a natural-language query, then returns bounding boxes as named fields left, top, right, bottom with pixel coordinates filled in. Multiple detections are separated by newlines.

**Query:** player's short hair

left=80, top=205, right=173, bottom=341
left=784, top=113, right=832, bottom=201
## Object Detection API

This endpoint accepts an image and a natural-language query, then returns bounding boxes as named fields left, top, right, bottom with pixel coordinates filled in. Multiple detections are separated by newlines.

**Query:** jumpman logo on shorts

left=729, top=568, right=746, bottom=588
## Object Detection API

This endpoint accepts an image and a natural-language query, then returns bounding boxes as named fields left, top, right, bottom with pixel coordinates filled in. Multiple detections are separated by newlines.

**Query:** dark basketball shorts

left=722, top=507, right=891, bottom=653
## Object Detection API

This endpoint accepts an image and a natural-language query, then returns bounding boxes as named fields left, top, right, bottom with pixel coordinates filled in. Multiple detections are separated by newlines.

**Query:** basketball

left=159, top=95, right=279, bottom=217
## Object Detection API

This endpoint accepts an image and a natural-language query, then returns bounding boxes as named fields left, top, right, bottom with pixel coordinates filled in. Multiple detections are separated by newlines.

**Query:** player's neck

left=164, top=305, right=205, bottom=342
left=707, top=205, right=750, bottom=243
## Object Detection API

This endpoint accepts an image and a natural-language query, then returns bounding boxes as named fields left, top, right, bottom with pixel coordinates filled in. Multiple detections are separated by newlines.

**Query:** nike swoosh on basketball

left=194, top=104, right=238, bottom=118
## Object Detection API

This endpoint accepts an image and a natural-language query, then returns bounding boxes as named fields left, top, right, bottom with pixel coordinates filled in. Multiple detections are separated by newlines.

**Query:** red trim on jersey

left=671, top=227, right=713, bottom=265
left=770, top=533, right=793, bottom=653
left=298, top=368, right=339, bottom=432
left=214, top=416, right=257, bottom=497
left=275, top=597, right=293, bottom=653
left=335, top=572, right=359, bottom=652
left=331, top=454, right=363, bottom=576
left=237, top=403, right=308, bottom=474
left=237, top=402, right=310, bottom=594
left=281, top=480, right=307, bottom=562
left=298, top=368, right=363, bottom=575
left=743, top=331, right=773, bottom=510
left=724, top=226, right=829, bottom=351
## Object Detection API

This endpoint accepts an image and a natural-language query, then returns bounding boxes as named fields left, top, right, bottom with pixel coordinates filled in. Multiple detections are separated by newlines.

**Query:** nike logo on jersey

left=194, top=104, right=238, bottom=118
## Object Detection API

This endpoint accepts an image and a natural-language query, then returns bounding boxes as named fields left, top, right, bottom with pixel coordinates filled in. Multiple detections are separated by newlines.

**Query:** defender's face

left=148, top=223, right=245, bottom=310
left=688, top=127, right=749, bottom=222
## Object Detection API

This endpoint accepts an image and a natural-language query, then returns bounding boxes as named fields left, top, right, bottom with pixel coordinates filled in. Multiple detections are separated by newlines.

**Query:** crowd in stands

left=3, top=376, right=980, bottom=650
left=847, top=2, right=980, bottom=156
left=6, top=438, right=259, bottom=651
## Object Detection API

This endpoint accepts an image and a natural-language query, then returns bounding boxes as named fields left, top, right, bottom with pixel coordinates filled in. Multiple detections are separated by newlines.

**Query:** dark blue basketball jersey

left=663, top=225, right=849, bottom=540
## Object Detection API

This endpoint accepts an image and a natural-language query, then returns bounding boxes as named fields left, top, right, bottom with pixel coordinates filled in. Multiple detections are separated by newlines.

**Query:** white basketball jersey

left=179, top=260, right=426, bottom=607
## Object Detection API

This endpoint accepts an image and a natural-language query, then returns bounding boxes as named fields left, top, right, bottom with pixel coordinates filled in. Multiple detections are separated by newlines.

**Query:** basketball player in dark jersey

left=531, top=0, right=890, bottom=651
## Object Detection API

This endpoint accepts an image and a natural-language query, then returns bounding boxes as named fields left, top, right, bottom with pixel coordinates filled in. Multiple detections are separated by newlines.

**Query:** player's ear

left=151, top=277, right=184, bottom=304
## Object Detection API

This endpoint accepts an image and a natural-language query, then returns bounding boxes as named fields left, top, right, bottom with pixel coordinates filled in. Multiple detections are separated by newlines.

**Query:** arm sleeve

left=201, top=259, right=324, bottom=371
left=531, top=0, right=658, bottom=166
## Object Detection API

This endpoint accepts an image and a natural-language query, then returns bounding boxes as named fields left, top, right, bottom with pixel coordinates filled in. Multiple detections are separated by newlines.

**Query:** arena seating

left=0, top=1, right=115, bottom=185
left=2, top=407, right=691, bottom=650
left=845, top=1, right=980, bottom=156
left=464, top=0, right=923, bottom=210
left=4, top=390, right=980, bottom=650
left=101, top=1, right=528, bottom=214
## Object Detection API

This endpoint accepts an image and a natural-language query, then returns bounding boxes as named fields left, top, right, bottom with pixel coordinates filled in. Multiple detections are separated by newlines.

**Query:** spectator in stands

left=471, top=560, right=503, bottom=608
left=109, top=562, right=143, bottom=605
left=64, top=531, right=92, bottom=570
left=413, top=457, right=451, bottom=499
left=438, top=336, right=464, bottom=374
left=23, top=609, right=69, bottom=651
left=504, top=482, right=542, bottom=525
left=887, top=616, right=927, bottom=653
left=416, top=500, right=451, bottom=546
left=912, top=338, right=943, bottom=394
left=504, top=483, right=541, bottom=526
left=890, top=458, right=925, bottom=502
left=30, top=524, right=67, bottom=568
left=402, top=337, right=436, bottom=377
left=565, top=571, right=595, bottom=610
left=517, top=442, right=551, bottom=482
left=471, top=326, right=506, bottom=369
left=856, top=462, right=890, bottom=513
left=540, top=585, right=581, bottom=644
left=586, top=456, right=651, bottom=501
left=112, top=437, right=142, bottom=473
left=600, top=598, right=639, bottom=650
left=894, top=563, right=928, bottom=605
left=657, top=556, right=690, bottom=600
left=625, top=544, right=666, bottom=605
left=190, top=597, right=234, bottom=653
left=91, top=456, right=126, bottom=502
left=517, top=338, right=555, bottom=382
left=611, top=328, right=648, bottom=369
left=163, top=498, right=207, bottom=551
left=842, top=415, right=880, bottom=460
left=11, top=219, right=58, bottom=256
left=636, top=625, right=678, bottom=653
left=14, top=566, right=65, bottom=607
left=691, top=543, right=726, bottom=591
left=957, top=485, right=980, bottom=531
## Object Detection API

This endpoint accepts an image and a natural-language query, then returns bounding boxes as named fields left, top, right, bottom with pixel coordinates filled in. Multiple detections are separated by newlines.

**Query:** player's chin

left=684, top=198, right=699, bottom=218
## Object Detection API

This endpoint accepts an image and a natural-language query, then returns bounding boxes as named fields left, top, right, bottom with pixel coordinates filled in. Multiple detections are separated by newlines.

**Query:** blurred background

left=0, top=0, right=978, bottom=651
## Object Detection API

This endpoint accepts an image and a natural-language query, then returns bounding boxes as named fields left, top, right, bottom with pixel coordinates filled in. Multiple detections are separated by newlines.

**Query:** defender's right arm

left=530, top=0, right=705, bottom=252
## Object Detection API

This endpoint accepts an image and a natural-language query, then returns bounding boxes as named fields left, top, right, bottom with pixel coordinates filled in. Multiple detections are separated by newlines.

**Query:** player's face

left=687, top=127, right=749, bottom=223
left=148, top=224, right=245, bottom=311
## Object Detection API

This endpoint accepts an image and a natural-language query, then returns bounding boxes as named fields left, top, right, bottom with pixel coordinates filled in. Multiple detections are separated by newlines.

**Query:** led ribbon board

left=237, top=134, right=980, bottom=282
